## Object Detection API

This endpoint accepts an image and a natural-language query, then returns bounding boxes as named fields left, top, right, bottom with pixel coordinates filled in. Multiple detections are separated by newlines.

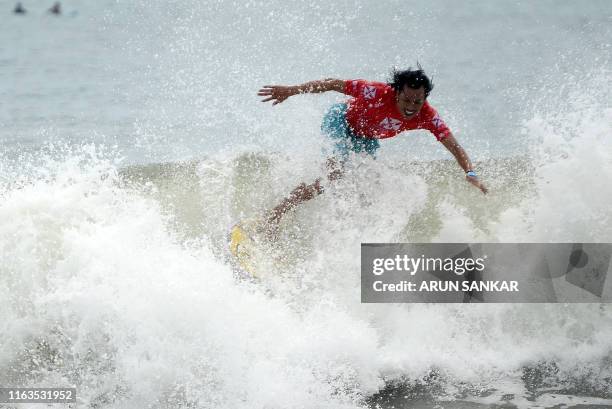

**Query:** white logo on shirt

left=379, top=117, right=402, bottom=131
left=432, top=114, right=444, bottom=129
left=362, top=85, right=377, bottom=100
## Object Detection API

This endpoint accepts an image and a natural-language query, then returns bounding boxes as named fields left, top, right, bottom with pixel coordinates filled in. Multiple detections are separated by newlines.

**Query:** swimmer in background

left=48, top=1, right=61, bottom=15
left=14, top=2, right=26, bottom=14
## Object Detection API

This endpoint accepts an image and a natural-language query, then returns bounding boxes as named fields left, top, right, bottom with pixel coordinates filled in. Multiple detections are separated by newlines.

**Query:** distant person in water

left=258, top=67, right=488, bottom=228
left=48, top=1, right=60, bottom=14
left=13, top=2, right=26, bottom=14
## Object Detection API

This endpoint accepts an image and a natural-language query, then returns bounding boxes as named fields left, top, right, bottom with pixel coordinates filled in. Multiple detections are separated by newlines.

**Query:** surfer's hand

left=258, top=85, right=297, bottom=105
left=466, top=175, right=488, bottom=194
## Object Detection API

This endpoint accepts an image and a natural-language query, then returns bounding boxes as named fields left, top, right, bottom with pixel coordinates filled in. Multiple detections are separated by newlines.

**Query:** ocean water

left=1, top=0, right=612, bottom=408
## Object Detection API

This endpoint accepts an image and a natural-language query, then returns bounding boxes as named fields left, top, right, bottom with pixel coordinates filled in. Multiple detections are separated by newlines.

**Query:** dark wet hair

left=388, top=65, right=434, bottom=97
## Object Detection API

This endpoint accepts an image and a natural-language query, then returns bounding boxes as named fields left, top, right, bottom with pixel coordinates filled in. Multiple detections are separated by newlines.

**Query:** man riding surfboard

left=258, top=67, right=487, bottom=229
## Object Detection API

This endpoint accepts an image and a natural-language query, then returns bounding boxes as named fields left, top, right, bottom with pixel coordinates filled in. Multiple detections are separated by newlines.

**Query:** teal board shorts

left=321, top=103, right=379, bottom=161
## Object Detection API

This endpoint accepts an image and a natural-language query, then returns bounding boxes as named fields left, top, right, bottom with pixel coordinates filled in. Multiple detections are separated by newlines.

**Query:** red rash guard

left=344, top=79, right=451, bottom=141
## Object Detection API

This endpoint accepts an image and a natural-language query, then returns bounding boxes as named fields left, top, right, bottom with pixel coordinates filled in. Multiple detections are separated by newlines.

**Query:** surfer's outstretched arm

left=258, top=79, right=346, bottom=105
left=440, top=134, right=488, bottom=194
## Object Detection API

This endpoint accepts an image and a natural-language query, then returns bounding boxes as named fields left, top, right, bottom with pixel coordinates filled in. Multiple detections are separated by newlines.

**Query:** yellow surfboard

left=229, top=222, right=256, bottom=275
left=229, top=218, right=286, bottom=279
left=230, top=218, right=274, bottom=278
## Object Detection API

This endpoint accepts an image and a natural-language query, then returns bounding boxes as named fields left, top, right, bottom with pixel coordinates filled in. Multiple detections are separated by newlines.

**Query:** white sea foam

left=491, top=71, right=612, bottom=243
left=2, top=1, right=611, bottom=406
left=4, top=128, right=612, bottom=409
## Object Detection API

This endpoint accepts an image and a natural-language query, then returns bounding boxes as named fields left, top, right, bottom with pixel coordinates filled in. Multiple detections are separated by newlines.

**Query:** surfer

left=258, top=67, right=488, bottom=228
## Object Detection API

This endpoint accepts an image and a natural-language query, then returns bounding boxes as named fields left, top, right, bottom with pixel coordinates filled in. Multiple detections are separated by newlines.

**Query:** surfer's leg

left=266, top=104, right=350, bottom=228
left=326, top=157, right=344, bottom=182
left=267, top=156, right=346, bottom=226
left=267, top=178, right=325, bottom=225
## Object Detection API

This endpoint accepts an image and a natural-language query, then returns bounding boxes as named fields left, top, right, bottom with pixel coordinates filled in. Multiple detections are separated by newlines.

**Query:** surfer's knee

left=326, top=157, right=344, bottom=182
left=327, top=169, right=343, bottom=182
left=291, top=183, right=310, bottom=200
left=291, top=181, right=323, bottom=201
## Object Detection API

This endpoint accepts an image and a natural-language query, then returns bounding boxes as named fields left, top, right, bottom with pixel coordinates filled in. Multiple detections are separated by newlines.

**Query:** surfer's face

left=396, top=86, right=426, bottom=119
